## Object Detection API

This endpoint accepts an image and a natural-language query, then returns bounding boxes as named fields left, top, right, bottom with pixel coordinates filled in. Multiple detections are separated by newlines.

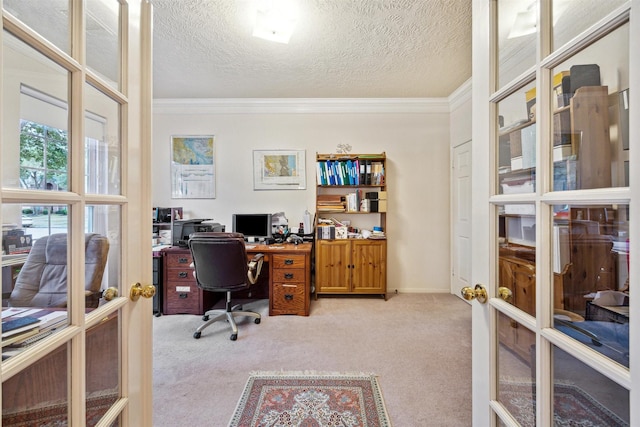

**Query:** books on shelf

left=316, top=158, right=384, bottom=186
left=318, top=190, right=388, bottom=213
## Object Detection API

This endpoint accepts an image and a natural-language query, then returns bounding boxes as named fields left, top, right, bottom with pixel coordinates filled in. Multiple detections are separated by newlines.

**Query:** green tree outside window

left=19, top=120, right=68, bottom=190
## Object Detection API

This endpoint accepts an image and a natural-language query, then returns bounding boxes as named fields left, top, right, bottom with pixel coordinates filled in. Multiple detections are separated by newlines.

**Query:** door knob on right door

left=461, top=284, right=487, bottom=303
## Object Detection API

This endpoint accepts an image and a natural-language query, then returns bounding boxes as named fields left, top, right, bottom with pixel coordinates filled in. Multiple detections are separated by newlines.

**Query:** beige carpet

left=152, top=293, right=472, bottom=426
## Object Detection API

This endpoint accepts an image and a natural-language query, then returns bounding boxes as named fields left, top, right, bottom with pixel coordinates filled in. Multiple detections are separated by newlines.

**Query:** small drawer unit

left=162, top=247, right=215, bottom=315
left=270, top=253, right=310, bottom=316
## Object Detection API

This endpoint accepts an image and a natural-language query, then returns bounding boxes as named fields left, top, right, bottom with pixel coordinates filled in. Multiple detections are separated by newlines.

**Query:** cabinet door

left=511, top=261, right=536, bottom=317
left=315, top=240, right=351, bottom=293
left=351, top=240, right=386, bottom=294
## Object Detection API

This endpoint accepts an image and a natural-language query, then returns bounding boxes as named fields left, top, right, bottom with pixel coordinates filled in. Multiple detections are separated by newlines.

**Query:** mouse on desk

left=287, top=235, right=303, bottom=245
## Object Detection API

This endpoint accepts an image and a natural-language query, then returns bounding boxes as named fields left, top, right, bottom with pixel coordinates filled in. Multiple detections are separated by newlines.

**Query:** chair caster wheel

left=202, top=315, right=209, bottom=321
left=230, top=334, right=238, bottom=341
left=193, top=331, right=201, bottom=339
left=254, top=318, right=261, bottom=324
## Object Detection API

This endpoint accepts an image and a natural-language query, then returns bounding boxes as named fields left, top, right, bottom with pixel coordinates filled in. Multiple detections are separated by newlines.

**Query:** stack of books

left=2, top=308, right=68, bottom=351
left=317, top=194, right=346, bottom=213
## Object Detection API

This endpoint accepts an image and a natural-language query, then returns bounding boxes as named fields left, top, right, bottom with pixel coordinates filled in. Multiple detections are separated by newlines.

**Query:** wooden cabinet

left=315, top=239, right=386, bottom=297
left=498, top=252, right=572, bottom=363
left=314, top=153, right=387, bottom=298
left=162, top=247, right=215, bottom=315
left=498, top=255, right=536, bottom=363
left=270, top=251, right=311, bottom=316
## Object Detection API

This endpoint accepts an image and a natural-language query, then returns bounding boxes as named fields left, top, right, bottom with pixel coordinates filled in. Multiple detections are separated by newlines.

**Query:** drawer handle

left=178, top=272, right=188, bottom=278
left=283, top=284, right=297, bottom=288
left=284, top=294, right=294, bottom=301
left=284, top=259, right=294, bottom=265
left=284, top=273, right=294, bottom=279
left=178, top=257, right=189, bottom=263
left=179, top=293, right=188, bottom=299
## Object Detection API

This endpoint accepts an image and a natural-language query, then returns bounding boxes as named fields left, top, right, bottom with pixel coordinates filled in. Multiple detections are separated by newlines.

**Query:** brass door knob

left=498, top=287, right=513, bottom=302
left=460, top=284, right=487, bottom=304
left=130, top=282, right=156, bottom=301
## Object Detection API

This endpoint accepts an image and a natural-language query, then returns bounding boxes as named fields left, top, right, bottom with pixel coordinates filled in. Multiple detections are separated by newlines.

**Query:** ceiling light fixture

left=252, top=0, right=298, bottom=44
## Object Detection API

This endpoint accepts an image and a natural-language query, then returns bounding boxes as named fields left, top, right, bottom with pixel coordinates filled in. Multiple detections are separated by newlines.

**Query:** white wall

left=153, top=99, right=452, bottom=293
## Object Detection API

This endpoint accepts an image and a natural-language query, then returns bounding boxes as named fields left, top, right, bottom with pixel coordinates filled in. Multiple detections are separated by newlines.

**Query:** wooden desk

left=162, top=242, right=312, bottom=316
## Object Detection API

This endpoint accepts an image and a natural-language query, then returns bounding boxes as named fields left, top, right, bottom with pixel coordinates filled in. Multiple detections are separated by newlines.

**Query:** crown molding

left=153, top=97, right=450, bottom=115
left=448, top=78, right=472, bottom=112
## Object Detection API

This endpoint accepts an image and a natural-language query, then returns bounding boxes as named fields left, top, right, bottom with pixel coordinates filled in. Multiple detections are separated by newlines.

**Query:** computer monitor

left=232, top=214, right=273, bottom=242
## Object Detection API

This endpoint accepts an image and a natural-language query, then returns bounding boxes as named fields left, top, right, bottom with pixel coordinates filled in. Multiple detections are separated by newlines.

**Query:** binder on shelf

left=316, top=224, right=336, bottom=240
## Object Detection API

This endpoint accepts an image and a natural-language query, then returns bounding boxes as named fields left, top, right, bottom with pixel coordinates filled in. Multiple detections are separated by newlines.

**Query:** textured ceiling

left=152, top=0, right=473, bottom=99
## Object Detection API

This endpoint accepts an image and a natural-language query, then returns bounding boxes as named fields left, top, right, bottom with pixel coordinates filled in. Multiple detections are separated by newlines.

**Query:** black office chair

left=188, top=232, right=264, bottom=341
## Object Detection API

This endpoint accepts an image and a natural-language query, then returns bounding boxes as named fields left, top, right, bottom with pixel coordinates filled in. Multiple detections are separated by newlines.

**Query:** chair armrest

left=247, top=253, right=264, bottom=284
left=85, top=290, right=101, bottom=308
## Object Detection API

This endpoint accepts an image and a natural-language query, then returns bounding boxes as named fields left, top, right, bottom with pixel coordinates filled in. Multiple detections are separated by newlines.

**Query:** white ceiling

left=152, top=0, right=473, bottom=99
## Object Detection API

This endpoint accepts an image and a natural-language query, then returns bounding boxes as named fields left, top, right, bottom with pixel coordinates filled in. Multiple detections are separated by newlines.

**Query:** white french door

left=471, top=0, right=638, bottom=426
left=1, top=1, right=153, bottom=425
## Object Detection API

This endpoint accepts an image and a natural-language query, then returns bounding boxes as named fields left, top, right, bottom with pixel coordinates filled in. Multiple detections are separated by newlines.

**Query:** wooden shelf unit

left=314, top=153, right=387, bottom=299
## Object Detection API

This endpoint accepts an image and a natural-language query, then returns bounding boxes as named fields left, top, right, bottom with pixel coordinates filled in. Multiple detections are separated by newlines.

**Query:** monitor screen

left=232, top=214, right=272, bottom=240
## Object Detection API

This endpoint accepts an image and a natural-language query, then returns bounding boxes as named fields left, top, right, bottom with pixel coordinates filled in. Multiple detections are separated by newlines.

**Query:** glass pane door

left=487, top=0, right=632, bottom=425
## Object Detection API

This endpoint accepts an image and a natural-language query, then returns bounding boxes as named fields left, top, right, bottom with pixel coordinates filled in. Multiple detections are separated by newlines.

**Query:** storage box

left=3, top=234, right=32, bottom=254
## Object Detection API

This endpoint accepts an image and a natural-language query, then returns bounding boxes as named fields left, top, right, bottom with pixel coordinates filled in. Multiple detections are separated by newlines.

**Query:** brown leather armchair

left=188, top=232, right=264, bottom=341
left=8, top=233, right=109, bottom=308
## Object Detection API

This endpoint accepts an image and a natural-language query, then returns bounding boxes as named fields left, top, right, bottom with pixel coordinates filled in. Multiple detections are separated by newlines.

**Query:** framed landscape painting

left=253, top=150, right=306, bottom=190
left=171, top=135, right=215, bottom=198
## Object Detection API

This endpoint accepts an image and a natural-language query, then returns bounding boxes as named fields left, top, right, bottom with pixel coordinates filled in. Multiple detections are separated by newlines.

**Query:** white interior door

left=1, top=1, right=153, bottom=425
left=471, top=0, right=637, bottom=426
left=451, top=140, right=473, bottom=296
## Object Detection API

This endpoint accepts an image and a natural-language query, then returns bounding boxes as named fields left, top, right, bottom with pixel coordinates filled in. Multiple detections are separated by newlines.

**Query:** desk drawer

left=272, top=282, right=307, bottom=315
left=272, top=254, right=306, bottom=269
left=165, top=253, right=193, bottom=268
left=165, top=268, right=194, bottom=282
left=164, top=282, right=201, bottom=314
left=272, top=269, right=306, bottom=282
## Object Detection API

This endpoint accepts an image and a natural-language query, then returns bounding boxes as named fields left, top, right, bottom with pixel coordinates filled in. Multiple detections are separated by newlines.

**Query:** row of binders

left=316, top=160, right=384, bottom=186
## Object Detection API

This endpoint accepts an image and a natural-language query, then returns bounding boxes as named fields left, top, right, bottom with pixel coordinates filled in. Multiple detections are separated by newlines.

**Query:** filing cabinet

left=162, top=247, right=215, bottom=315
left=270, top=253, right=310, bottom=316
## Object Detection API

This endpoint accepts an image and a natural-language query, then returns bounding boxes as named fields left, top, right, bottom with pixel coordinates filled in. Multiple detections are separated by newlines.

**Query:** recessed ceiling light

left=252, top=0, right=298, bottom=44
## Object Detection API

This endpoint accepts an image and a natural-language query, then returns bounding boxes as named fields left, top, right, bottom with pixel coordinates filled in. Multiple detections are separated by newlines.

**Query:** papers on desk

left=1, top=308, right=68, bottom=349
left=591, top=290, right=628, bottom=306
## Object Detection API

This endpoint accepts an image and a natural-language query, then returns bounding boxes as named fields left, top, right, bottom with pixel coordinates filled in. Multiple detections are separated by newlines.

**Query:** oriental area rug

left=500, top=380, right=628, bottom=427
left=229, top=371, right=392, bottom=427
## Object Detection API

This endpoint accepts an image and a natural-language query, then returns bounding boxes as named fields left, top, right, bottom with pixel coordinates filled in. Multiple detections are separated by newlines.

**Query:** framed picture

left=171, top=135, right=215, bottom=198
left=253, top=150, right=306, bottom=190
